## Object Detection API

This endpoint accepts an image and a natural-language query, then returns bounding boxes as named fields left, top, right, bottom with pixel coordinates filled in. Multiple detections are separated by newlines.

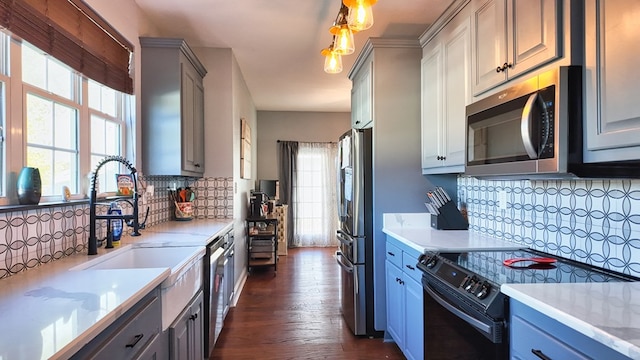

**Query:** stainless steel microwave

left=464, top=66, right=581, bottom=178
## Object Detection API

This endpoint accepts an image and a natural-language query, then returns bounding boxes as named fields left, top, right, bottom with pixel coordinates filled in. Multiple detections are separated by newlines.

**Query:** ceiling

left=133, top=0, right=454, bottom=113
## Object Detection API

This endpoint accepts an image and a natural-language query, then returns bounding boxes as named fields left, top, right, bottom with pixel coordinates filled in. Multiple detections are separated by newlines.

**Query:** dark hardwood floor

left=210, top=247, right=406, bottom=360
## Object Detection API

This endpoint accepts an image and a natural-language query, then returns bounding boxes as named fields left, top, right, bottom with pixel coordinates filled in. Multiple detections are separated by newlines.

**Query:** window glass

left=90, top=114, right=121, bottom=193
left=25, top=93, right=79, bottom=195
left=22, top=43, right=75, bottom=100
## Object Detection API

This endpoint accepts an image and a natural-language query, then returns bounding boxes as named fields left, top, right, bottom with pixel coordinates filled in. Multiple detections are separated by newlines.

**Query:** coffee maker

left=250, top=191, right=267, bottom=218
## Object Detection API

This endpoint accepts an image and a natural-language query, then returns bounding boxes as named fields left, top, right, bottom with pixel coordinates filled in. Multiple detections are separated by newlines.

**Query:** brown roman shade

left=0, top=0, right=134, bottom=94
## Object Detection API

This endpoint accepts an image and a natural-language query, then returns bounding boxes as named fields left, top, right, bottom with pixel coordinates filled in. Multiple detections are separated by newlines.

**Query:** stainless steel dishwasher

left=222, top=230, right=235, bottom=319
left=205, top=235, right=225, bottom=356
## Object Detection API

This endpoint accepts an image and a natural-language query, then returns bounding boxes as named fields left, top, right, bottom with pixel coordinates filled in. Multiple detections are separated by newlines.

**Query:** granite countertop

left=502, top=282, right=640, bottom=359
left=0, top=218, right=234, bottom=360
left=382, top=213, right=524, bottom=253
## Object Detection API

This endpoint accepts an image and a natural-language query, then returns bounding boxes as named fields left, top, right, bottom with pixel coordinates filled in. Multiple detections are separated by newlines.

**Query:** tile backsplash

left=458, top=176, right=640, bottom=277
left=0, top=176, right=233, bottom=279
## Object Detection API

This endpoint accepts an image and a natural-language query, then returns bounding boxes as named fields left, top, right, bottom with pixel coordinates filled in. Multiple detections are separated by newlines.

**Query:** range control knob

left=476, top=282, right=491, bottom=299
left=464, top=276, right=477, bottom=292
left=425, top=256, right=438, bottom=269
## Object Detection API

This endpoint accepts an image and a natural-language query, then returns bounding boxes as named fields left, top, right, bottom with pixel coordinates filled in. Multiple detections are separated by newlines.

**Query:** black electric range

left=416, top=248, right=638, bottom=359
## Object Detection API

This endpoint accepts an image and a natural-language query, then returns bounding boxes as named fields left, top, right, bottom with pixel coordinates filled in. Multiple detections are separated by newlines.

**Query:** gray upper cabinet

left=420, top=1, right=471, bottom=174
left=350, top=58, right=372, bottom=129
left=584, top=0, right=640, bottom=163
left=471, top=0, right=560, bottom=95
left=141, top=37, right=207, bottom=177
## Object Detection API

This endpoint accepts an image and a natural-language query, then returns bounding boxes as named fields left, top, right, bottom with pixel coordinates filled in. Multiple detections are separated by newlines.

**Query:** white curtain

left=292, top=142, right=339, bottom=247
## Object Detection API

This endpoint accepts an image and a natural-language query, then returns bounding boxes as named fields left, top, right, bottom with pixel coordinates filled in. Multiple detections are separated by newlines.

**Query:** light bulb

left=323, top=49, right=343, bottom=74
left=333, top=26, right=355, bottom=55
left=345, top=0, right=375, bottom=31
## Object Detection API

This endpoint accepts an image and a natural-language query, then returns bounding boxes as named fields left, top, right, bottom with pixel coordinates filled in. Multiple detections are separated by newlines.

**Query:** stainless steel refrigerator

left=335, top=128, right=378, bottom=336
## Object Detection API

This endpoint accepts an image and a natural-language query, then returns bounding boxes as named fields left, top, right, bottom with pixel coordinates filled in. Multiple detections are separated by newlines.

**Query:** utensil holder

left=175, top=201, right=193, bottom=221
left=430, top=201, right=469, bottom=230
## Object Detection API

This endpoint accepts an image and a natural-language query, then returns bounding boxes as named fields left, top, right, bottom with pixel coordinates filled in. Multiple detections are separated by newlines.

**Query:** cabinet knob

left=496, top=66, right=503, bottom=73
left=189, top=313, right=198, bottom=321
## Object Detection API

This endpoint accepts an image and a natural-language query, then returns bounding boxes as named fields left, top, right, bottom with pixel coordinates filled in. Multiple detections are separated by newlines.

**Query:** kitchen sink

left=71, top=245, right=206, bottom=330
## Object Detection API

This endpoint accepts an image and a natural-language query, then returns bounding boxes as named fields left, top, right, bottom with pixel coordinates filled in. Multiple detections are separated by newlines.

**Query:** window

left=89, top=80, right=125, bottom=193
left=0, top=32, right=130, bottom=204
left=25, top=93, right=79, bottom=195
left=0, top=32, right=9, bottom=197
left=292, top=142, right=339, bottom=247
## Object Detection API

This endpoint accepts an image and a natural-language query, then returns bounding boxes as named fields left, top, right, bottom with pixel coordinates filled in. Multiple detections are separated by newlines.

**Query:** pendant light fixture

left=321, top=38, right=343, bottom=74
left=343, top=0, right=377, bottom=32
left=330, top=4, right=355, bottom=55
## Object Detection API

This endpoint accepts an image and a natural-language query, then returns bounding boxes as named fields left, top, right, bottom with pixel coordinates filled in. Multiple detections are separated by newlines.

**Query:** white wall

left=256, top=111, right=350, bottom=181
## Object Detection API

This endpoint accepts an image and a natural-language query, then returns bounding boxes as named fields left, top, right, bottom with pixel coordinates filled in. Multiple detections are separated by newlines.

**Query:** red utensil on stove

left=503, top=257, right=557, bottom=267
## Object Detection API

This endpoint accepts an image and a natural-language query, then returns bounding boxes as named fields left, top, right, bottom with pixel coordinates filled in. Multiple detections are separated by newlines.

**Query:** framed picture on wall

left=241, top=118, right=251, bottom=179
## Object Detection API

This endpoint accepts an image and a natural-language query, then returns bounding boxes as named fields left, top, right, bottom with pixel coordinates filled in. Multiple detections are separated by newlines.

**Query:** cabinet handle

left=531, top=349, right=552, bottom=360
left=125, top=334, right=144, bottom=348
left=496, top=62, right=513, bottom=73
left=190, top=313, right=198, bottom=321
left=395, top=277, right=401, bottom=283
left=194, top=163, right=201, bottom=167
left=405, top=264, right=415, bottom=270
left=387, top=251, right=396, bottom=257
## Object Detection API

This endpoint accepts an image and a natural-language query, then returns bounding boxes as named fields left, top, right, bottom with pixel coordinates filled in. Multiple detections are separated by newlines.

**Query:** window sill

left=0, top=199, right=90, bottom=214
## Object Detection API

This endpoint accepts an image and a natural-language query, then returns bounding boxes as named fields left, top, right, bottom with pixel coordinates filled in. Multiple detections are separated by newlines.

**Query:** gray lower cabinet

left=384, top=236, right=424, bottom=360
left=70, top=287, right=163, bottom=360
left=170, top=291, right=204, bottom=360
left=510, top=299, right=628, bottom=360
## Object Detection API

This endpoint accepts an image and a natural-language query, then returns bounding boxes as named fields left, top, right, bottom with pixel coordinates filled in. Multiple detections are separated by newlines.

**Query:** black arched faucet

left=88, top=156, right=148, bottom=255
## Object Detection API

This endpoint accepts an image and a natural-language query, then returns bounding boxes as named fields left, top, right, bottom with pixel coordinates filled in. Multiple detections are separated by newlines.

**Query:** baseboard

left=230, top=268, right=248, bottom=307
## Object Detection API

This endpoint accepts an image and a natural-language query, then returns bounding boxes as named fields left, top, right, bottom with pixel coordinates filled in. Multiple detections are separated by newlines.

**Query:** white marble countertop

left=382, top=213, right=524, bottom=253
left=502, top=282, right=640, bottom=359
left=0, top=218, right=233, bottom=360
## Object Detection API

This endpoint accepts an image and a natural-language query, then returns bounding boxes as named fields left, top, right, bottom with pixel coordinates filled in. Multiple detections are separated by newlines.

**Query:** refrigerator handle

left=336, top=230, right=354, bottom=246
left=336, top=251, right=354, bottom=273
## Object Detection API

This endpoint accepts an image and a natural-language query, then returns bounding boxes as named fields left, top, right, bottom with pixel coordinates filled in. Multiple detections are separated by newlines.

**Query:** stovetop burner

left=417, top=248, right=638, bottom=321
left=444, top=248, right=634, bottom=286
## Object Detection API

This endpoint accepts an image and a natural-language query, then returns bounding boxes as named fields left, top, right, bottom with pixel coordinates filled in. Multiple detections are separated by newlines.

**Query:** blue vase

left=17, top=167, right=42, bottom=205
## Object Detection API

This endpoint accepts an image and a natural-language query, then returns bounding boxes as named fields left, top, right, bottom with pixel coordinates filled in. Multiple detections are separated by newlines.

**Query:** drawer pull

left=125, top=334, right=144, bottom=348
left=405, top=264, right=415, bottom=270
left=531, top=349, right=551, bottom=360
left=387, top=251, right=396, bottom=257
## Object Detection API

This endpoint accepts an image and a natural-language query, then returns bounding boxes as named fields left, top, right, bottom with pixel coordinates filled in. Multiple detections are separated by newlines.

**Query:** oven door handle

left=521, top=92, right=539, bottom=160
left=423, top=283, right=492, bottom=335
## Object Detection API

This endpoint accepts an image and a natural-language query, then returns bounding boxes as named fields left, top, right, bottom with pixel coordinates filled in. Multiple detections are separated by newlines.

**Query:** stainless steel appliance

left=417, top=248, right=637, bottom=359
left=336, top=128, right=379, bottom=336
left=222, top=230, right=235, bottom=319
left=465, top=66, right=582, bottom=178
left=250, top=191, right=267, bottom=218
left=204, top=234, right=226, bottom=355
left=465, top=65, right=640, bottom=179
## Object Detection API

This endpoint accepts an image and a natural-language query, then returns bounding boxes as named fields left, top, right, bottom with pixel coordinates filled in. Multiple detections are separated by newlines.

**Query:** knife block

left=430, top=201, right=469, bottom=230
